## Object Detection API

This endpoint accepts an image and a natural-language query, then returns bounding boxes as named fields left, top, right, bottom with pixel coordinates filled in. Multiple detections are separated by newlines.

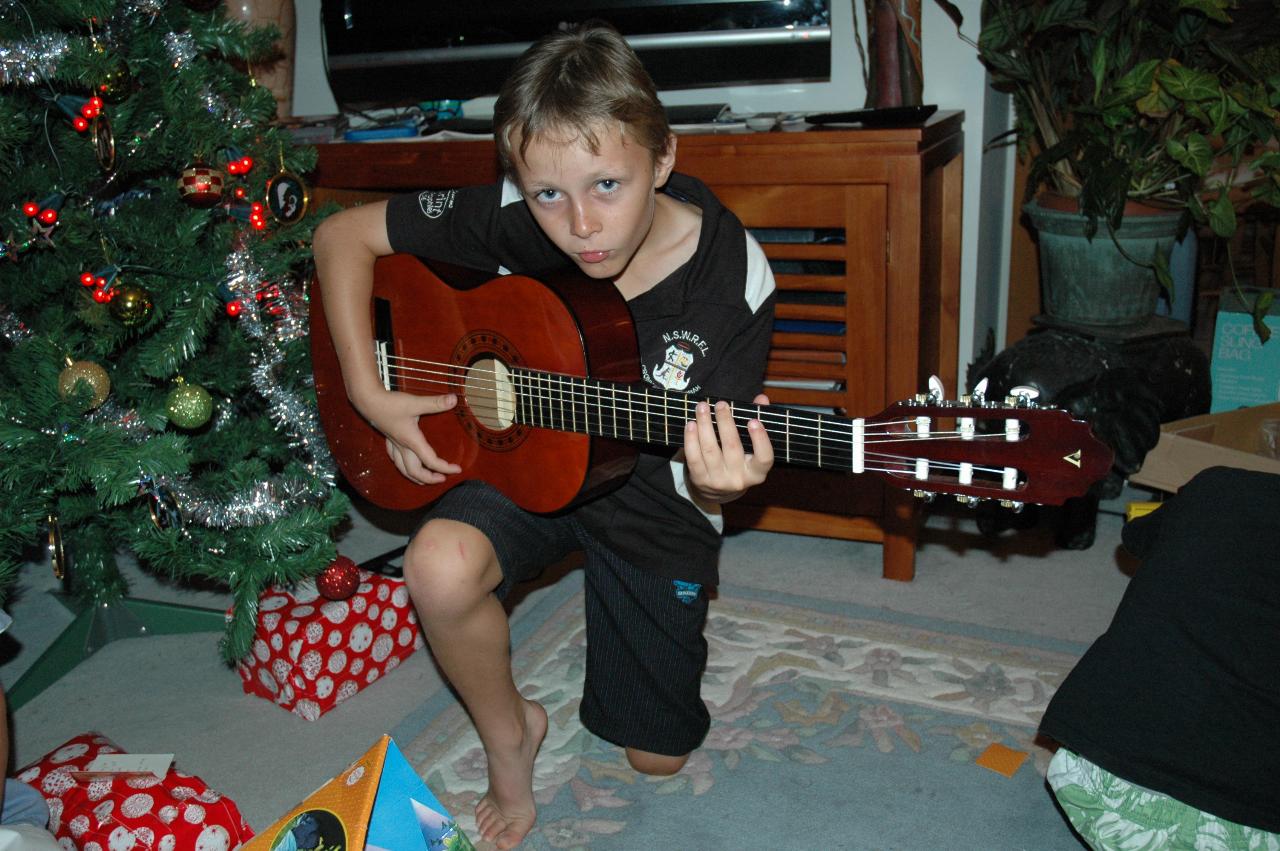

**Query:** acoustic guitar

left=310, top=255, right=1113, bottom=513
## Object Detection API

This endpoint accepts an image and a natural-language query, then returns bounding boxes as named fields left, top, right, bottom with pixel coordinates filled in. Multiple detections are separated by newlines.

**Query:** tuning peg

left=1007, top=385, right=1040, bottom=408
left=955, top=494, right=981, bottom=508
left=998, top=499, right=1025, bottom=513
left=912, top=489, right=936, bottom=503
left=927, top=375, right=945, bottom=403
left=970, top=377, right=989, bottom=405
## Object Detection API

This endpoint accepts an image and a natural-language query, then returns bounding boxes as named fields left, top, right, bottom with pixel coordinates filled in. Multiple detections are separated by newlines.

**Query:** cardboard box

left=1128, top=402, right=1280, bottom=492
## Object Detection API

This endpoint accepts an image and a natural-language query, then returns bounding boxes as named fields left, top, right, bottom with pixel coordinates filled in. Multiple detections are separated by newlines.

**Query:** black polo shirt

left=385, top=172, right=777, bottom=585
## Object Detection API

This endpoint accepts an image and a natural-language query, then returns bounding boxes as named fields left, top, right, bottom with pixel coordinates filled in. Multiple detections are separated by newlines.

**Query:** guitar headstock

left=863, top=378, right=1113, bottom=507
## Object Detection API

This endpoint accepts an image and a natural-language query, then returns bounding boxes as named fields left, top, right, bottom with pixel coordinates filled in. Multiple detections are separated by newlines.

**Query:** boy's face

left=512, top=123, right=675, bottom=282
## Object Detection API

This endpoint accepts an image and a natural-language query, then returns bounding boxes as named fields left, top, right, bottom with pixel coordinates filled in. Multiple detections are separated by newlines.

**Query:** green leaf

left=931, top=0, right=965, bottom=30
left=1178, top=0, right=1233, bottom=23
left=1159, top=63, right=1221, bottom=103
left=1090, top=37, right=1108, bottom=102
left=1227, top=82, right=1280, bottom=118
left=1136, top=85, right=1177, bottom=118
left=1208, top=190, right=1237, bottom=238
left=1250, top=151, right=1280, bottom=172
left=1033, top=0, right=1089, bottom=33
left=1109, top=59, right=1160, bottom=105
left=1166, top=132, right=1213, bottom=177
left=1252, top=292, right=1273, bottom=343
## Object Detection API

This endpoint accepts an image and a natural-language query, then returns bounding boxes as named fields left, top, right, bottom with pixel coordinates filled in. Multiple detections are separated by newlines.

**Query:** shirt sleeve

left=384, top=181, right=567, bottom=276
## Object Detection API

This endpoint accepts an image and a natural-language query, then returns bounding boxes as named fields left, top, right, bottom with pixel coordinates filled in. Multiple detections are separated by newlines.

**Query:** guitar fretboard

left=512, top=368, right=866, bottom=473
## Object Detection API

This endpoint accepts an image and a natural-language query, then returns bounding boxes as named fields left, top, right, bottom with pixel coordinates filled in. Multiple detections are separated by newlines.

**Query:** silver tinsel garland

left=222, top=245, right=336, bottom=486
left=0, top=309, right=35, bottom=344
left=0, top=32, right=70, bottom=86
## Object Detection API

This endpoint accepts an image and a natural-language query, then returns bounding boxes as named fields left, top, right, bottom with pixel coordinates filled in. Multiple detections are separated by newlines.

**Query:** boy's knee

left=625, top=747, right=689, bottom=776
left=402, top=519, right=500, bottom=618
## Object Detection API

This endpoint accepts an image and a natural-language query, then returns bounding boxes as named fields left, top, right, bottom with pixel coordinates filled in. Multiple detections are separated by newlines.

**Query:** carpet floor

left=395, top=570, right=1089, bottom=850
left=3, top=488, right=1142, bottom=849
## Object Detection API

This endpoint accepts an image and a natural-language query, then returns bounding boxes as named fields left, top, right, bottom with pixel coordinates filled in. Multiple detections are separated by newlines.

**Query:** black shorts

left=425, top=481, right=712, bottom=756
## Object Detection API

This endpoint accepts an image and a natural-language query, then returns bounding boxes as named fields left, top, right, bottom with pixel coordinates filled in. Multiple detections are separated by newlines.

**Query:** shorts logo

left=672, top=580, right=701, bottom=604
left=417, top=189, right=456, bottom=219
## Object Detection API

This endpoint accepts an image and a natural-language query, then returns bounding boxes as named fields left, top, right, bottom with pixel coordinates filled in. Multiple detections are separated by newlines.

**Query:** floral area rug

left=397, top=574, right=1089, bottom=850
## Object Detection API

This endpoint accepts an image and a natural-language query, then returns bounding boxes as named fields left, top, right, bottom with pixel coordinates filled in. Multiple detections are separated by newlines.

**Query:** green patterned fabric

left=1048, top=748, right=1280, bottom=851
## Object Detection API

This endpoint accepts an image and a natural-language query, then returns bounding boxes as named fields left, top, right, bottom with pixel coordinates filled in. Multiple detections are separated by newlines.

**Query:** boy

left=312, top=22, right=777, bottom=849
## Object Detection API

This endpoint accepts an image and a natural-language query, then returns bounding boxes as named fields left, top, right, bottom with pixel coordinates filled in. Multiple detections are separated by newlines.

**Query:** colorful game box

left=247, top=735, right=472, bottom=850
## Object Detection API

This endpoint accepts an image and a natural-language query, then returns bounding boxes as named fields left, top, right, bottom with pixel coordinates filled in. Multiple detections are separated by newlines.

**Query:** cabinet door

left=711, top=183, right=889, bottom=419
left=710, top=183, right=892, bottom=529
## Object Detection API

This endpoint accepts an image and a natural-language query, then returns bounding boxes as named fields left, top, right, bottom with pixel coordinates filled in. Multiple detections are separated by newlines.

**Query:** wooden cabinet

left=309, top=111, right=964, bottom=581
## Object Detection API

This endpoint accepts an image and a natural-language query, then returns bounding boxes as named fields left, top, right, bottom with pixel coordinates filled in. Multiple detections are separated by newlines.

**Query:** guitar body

left=310, top=255, right=641, bottom=513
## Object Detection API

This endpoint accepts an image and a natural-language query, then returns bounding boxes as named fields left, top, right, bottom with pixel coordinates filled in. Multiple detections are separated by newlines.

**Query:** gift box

left=245, top=735, right=473, bottom=850
left=15, top=732, right=254, bottom=851
left=236, top=569, right=424, bottom=720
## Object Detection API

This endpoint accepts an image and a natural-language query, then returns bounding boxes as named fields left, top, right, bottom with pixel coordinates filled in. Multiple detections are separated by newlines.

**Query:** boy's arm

left=312, top=203, right=461, bottom=485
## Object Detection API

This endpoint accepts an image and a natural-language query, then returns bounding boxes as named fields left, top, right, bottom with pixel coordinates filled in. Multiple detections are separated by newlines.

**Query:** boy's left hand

left=683, top=394, right=775, bottom=504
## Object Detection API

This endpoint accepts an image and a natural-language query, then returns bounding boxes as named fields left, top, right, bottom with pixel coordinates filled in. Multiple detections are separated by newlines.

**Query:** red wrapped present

left=15, top=732, right=253, bottom=851
left=236, top=568, right=423, bottom=720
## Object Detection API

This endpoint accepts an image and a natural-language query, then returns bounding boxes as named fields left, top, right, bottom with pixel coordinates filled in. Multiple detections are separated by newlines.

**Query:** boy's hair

left=493, top=21, right=672, bottom=178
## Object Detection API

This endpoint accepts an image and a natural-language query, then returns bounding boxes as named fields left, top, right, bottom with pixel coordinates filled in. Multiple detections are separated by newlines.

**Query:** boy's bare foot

left=474, top=698, right=548, bottom=850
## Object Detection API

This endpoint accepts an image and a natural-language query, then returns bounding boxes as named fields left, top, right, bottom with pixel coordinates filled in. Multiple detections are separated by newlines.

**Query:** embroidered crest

left=417, top=189, right=456, bottom=219
left=653, top=342, right=696, bottom=391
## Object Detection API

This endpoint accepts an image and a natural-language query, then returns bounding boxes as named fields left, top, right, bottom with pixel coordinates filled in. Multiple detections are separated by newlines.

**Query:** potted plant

left=972, top=0, right=1280, bottom=338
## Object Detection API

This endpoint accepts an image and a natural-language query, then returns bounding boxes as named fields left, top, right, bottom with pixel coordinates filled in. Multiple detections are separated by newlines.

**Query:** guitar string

left=378, top=355, right=1021, bottom=446
left=379, top=364, right=1001, bottom=449
left=377, top=364, right=1019, bottom=481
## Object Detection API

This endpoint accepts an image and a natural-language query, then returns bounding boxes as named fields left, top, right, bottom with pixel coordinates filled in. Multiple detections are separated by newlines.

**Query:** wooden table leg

left=880, top=489, right=921, bottom=581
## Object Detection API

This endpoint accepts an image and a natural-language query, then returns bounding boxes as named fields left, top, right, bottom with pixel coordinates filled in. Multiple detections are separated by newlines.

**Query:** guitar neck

left=513, top=368, right=855, bottom=472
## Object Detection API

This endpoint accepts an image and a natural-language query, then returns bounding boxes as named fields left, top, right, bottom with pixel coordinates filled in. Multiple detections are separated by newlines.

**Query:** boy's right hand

left=354, top=389, right=463, bottom=485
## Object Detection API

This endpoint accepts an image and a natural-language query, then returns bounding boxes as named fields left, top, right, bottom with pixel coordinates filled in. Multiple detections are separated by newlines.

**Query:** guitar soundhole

left=466, top=357, right=515, bottom=429
left=451, top=331, right=529, bottom=453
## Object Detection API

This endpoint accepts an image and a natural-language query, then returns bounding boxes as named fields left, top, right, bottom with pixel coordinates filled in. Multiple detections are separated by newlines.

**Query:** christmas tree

left=0, top=0, right=348, bottom=662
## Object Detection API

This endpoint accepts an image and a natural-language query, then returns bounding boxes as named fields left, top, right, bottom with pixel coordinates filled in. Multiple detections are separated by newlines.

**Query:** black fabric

left=1038, top=466, right=1280, bottom=832
left=425, top=481, right=711, bottom=755
left=386, top=173, right=776, bottom=586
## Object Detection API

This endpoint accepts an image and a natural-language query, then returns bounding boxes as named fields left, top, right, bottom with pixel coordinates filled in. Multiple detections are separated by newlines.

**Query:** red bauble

left=177, top=161, right=224, bottom=208
left=316, top=555, right=361, bottom=601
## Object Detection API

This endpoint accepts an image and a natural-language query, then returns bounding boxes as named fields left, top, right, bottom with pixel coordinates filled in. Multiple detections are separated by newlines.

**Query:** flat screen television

left=316, top=0, right=867, bottom=118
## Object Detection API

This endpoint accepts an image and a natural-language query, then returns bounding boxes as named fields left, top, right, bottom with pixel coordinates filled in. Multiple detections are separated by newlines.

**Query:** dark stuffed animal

left=969, top=327, right=1208, bottom=548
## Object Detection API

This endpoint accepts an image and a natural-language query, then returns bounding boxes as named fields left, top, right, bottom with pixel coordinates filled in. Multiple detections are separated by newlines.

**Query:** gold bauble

left=58, top=360, right=111, bottom=410
left=97, top=62, right=134, bottom=103
left=108, top=284, right=153, bottom=327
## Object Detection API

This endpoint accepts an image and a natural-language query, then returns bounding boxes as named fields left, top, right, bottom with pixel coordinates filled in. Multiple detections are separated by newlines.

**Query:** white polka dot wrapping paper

left=15, top=732, right=254, bottom=851
left=234, top=568, right=424, bottom=721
